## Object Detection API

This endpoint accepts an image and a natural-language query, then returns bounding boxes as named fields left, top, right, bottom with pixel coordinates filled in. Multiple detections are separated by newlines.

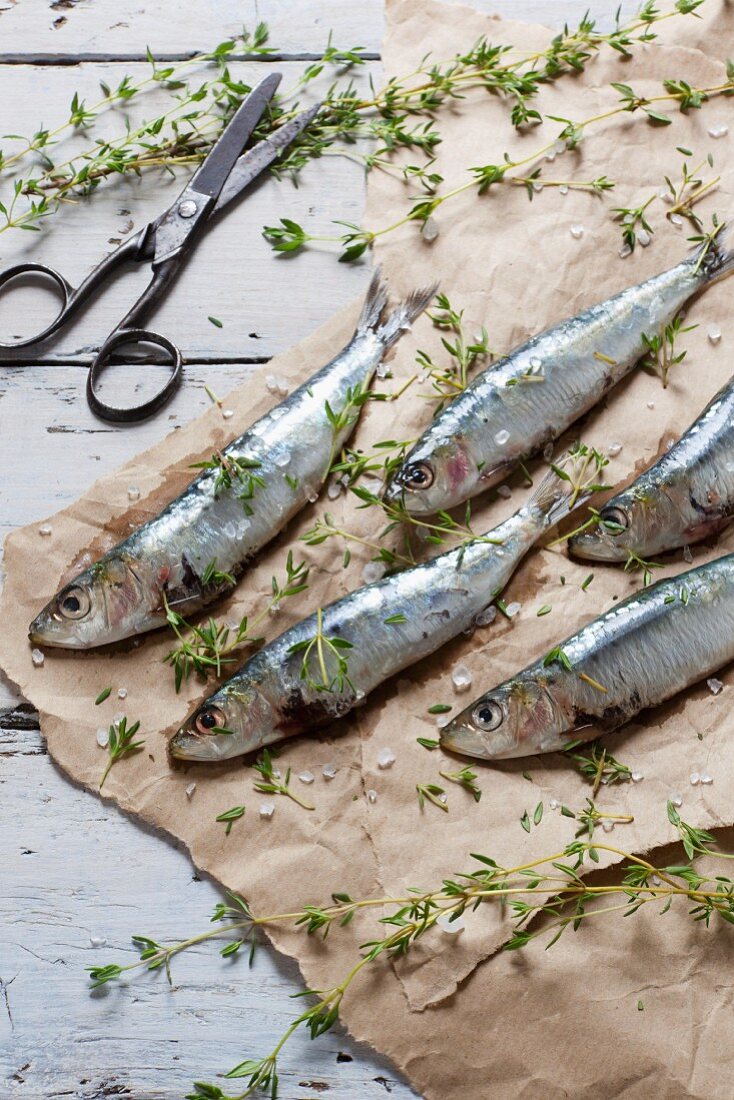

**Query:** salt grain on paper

left=222, top=409, right=234, bottom=420
left=559, top=185, right=569, bottom=196
left=451, top=663, right=473, bottom=693
left=549, top=799, right=559, bottom=810
left=708, top=124, right=728, bottom=138
left=96, top=727, right=109, bottom=748
left=670, top=793, right=683, bottom=807
left=619, top=244, right=632, bottom=259
left=377, top=748, right=396, bottom=769
left=505, top=601, right=521, bottom=619
left=367, top=789, right=378, bottom=804
left=127, top=487, right=141, bottom=502
left=570, top=224, right=584, bottom=240
left=31, top=648, right=45, bottom=667
left=362, top=561, right=386, bottom=585
left=89, top=936, right=107, bottom=948
left=322, top=763, right=337, bottom=780
left=298, top=771, right=315, bottom=785
left=436, top=912, right=465, bottom=934
left=631, top=771, right=644, bottom=783
left=421, top=217, right=439, bottom=242
left=637, top=229, right=652, bottom=248
left=327, top=479, right=343, bottom=500
left=185, top=782, right=197, bottom=798
left=117, top=688, right=128, bottom=700
left=669, top=213, right=683, bottom=227
left=700, top=773, right=714, bottom=785
left=602, top=820, right=615, bottom=833
left=259, top=802, right=275, bottom=819
left=689, top=772, right=700, bottom=786
left=708, top=325, right=722, bottom=345
left=38, top=525, right=52, bottom=537
left=608, top=442, right=623, bottom=457
left=707, top=677, right=723, bottom=696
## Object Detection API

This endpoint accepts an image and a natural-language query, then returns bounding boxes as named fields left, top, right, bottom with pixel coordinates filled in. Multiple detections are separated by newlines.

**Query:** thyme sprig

left=251, top=749, right=315, bottom=811
left=288, top=607, right=355, bottom=696
left=164, top=552, right=309, bottom=691
left=99, top=717, right=145, bottom=790
left=564, top=740, right=633, bottom=795
left=90, top=801, right=734, bottom=1099
left=642, top=313, right=697, bottom=387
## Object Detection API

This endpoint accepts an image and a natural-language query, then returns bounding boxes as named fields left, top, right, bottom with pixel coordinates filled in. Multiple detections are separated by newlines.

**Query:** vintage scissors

left=0, top=74, right=320, bottom=423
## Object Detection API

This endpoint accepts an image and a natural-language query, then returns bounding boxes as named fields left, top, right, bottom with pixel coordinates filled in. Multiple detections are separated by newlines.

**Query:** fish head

left=440, top=676, right=564, bottom=760
left=382, top=435, right=476, bottom=515
left=28, top=553, right=151, bottom=649
left=569, top=489, right=672, bottom=563
left=169, top=682, right=279, bottom=762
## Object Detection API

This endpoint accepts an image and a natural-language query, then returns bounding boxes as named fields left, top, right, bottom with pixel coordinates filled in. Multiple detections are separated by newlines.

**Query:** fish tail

left=356, top=267, right=391, bottom=334
left=694, top=223, right=734, bottom=284
left=528, top=456, right=585, bottom=527
left=372, top=280, right=439, bottom=349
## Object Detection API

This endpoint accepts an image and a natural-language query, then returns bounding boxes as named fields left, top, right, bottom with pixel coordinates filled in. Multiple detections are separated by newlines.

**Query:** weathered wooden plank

left=0, top=59, right=374, bottom=363
left=0, top=750, right=415, bottom=1099
left=0, top=1, right=643, bottom=59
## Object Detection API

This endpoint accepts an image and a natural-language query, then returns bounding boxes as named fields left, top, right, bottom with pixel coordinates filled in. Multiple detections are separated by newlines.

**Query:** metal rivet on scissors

left=0, top=74, right=321, bottom=424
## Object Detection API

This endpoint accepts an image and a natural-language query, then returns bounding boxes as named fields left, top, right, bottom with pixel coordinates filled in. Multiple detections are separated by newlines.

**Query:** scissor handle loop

left=86, top=328, right=183, bottom=424
left=0, top=262, right=74, bottom=348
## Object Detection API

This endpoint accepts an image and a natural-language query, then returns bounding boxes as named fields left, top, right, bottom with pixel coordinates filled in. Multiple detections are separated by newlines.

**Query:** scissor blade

left=190, top=72, right=282, bottom=198
left=214, top=102, right=323, bottom=213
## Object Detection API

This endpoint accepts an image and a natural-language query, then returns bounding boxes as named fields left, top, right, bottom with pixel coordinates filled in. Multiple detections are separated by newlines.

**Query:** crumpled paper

left=3, top=1, right=734, bottom=1095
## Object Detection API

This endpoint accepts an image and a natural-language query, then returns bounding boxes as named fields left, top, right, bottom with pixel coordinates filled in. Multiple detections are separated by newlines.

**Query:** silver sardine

left=383, top=238, right=734, bottom=515
left=169, top=465, right=578, bottom=761
left=29, top=273, right=435, bottom=648
left=570, top=374, right=734, bottom=562
left=441, top=554, right=734, bottom=760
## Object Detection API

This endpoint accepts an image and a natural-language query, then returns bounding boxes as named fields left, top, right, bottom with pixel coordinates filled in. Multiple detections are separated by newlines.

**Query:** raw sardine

left=169, top=464, right=579, bottom=761
left=441, top=554, right=734, bottom=760
left=570, top=374, right=734, bottom=561
left=383, top=238, right=734, bottom=515
left=29, top=273, right=434, bottom=648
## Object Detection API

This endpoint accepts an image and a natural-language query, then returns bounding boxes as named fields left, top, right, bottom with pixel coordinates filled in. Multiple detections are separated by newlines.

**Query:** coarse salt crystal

left=127, top=486, right=140, bottom=501
left=451, top=663, right=472, bottom=693
left=700, top=773, right=714, bottom=784
left=532, top=181, right=543, bottom=193
left=475, top=606, right=497, bottom=627
left=608, top=442, right=623, bottom=457
left=377, top=748, right=396, bottom=769
left=31, top=648, right=45, bottom=667
left=543, top=443, right=554, bottom=462
left=421, top=217, right=439, bottom=242
left=669, top=213, right=683, bottom=227
left=265, top=374, right=280, bottom=394
left=38, top=525, right=52, bottom=537
left=559, top=184, right=569, bottom=196
left=647, top=401, right=655, bottom=410
left=362, top=560, right=386, bottom=585
left=438, top=792, right=448, bottom=804
left=708, top=325, right=722, bottom=345
left=117, top=688, right=127, bottom=700
left=322, top=763, right=337, bottom=780
left=222, top=409, right=234, bottom=420
left=327, top=479, right=343, bottom=500
left=708, top=124, right=728, bottom=138
left=549, top=798, right=559, bottom=810
left=670, top=793, right=683, bottom=807
left=619, top=244, right=632, bottom=259
left=659, top=187, right=674, bottom=205
left=495, top=429, right=510, bottom=446
left=367, top=789, right=378, bottom=804
left=707, top=677, right=723, bottom=695
left=689, top=772, right=700, bottom=786
left=90, top=936, right=107, bottom=948
left=631, top=771, right=644, bottom=783
left=554, top=139, right=567, bottom=155
left=272, top=767, right=282, bottom=780
left=683, top=545, right=693, bottom=564
left=505, top=601, right=521, bottom=618
left=602, top=820, right=615, bottom=833
left=185, top=782, right=197, bottom=798
left=496, top=485, right=512, bottom=499
left=437, top=911, right=465, bottom=934
left=570, top=224, right=584, bottom=239
left=259, top=802, right=275, bottom=818
left=298, top=770, right=315, bottom=785
left=113, top=712, right=125, bottom=726
left=96, top=727, right=109, bottom=748
left=638, top=229, right=652, bottom=247
left=652, top=874, right=661, bottom=886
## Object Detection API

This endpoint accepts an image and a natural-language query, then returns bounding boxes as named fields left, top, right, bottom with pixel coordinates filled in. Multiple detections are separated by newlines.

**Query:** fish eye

left=194, top=706, right=226, bottom=735
left=400, top=461, right=434, bottom=491
left=58, top=586, right=91, bottom=620
left=600, top=506, right=629, bottom=534
left=471, top=699, right=504, bottom=732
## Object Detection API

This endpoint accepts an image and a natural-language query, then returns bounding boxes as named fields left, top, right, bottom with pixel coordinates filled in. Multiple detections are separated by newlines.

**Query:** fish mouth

left=440, top=721, right=493, bottom=760
left=28, top=622, right=85, bottom=649
left=568, top=533, right=628, bottom=562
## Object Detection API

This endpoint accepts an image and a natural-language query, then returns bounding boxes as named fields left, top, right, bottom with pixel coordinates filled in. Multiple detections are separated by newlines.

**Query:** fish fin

left=694, top=222, right=734, bottom=284
left=356, top=267, right=390, bottom=334
left=373, top=280, right=439, bottom=349
left=528, top=454, right=588, bottom=527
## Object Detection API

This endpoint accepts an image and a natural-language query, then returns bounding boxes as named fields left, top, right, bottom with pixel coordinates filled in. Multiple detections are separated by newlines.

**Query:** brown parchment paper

left=4, top=1, right=734, bottom=1095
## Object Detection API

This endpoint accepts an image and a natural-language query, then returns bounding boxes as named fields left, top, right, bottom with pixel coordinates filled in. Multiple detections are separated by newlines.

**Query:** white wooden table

left=0, top=3, right=638, bottom=1097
